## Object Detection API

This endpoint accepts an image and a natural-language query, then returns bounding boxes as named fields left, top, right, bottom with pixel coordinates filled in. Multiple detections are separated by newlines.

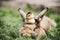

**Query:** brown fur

left=18, top=8, right=57, bottom=38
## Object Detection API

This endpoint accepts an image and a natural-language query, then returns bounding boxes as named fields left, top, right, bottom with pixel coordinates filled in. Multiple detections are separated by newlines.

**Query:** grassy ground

left=0, top=7, right=60, bottom=40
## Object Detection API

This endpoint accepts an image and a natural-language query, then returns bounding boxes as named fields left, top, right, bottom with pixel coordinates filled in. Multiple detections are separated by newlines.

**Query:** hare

left=18, top=7, right=57, bottom=38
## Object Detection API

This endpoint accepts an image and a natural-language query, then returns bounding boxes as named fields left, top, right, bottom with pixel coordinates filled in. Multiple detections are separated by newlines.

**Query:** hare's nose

left=21, top=33, right=24, bottom=36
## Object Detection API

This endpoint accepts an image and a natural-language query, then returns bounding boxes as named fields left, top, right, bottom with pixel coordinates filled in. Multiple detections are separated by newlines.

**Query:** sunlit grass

left=0, top=7, right=60, bottom=40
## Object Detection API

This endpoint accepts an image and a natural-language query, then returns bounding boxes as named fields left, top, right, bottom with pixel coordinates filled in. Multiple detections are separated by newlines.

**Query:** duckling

left=25, top=12, right=35, bottom=24
left=19, top=12, right=36, bottom=37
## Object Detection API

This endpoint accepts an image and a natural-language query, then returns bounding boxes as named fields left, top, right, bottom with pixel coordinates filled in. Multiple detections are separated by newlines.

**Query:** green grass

left=0, top=7, right=60, bottom=40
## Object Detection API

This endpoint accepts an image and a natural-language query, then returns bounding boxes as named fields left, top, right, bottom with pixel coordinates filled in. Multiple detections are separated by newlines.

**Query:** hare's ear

left=18, top=8, right=26, bottom=21
left=35, top=7, right=49, bottom=19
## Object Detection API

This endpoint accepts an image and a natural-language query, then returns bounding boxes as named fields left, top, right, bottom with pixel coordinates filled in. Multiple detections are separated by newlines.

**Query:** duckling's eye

left=27, top=14, right=31, bottom=17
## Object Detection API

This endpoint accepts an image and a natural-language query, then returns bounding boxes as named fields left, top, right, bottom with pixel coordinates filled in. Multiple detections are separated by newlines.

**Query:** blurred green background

left=0, top=7, right=60, bottom=40
left=0, top=0, right=60, bottom=40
